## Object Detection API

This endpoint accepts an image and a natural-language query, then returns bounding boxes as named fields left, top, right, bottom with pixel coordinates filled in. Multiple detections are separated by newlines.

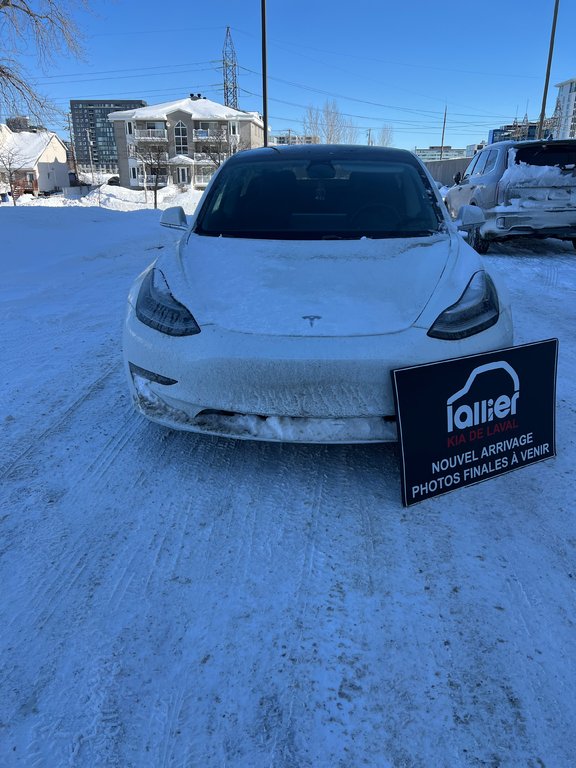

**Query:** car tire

left=470, top=225, right=490, bottom=255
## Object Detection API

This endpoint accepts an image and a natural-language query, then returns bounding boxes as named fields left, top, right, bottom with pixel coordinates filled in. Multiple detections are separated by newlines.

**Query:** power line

left=31, top=61, right=220, bottom=83
left=238, top=66, right=514, bottom=121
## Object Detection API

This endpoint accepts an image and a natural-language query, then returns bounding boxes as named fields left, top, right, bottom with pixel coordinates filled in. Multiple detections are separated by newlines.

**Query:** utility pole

left=439, top=106, right=447, bottom=160
left=261, top=0, right=268, bottom=147
left=367, top=128, right=372, bottom=146
left=85, top=128, right=95, bottom=185
left=537, top=0, right=560, bottom=139
left=67, top=112, right=78, bottom=178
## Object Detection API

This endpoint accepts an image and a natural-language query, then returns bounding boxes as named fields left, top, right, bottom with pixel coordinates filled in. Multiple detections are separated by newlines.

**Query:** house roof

left=167, top=154, right=196, bottom=165
left=0, top=125, right=63, bottom=169
left=107, top=96, right=263, bottom=125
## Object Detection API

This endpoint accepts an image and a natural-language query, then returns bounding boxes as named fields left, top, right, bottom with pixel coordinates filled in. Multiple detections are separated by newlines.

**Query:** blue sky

left=15, top=0, right=576, bottom=150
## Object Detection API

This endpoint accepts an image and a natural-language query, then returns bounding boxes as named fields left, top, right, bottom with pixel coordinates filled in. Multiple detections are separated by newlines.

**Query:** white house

left=0, top=124, right=69, bottom=199
left=108, top=94, right=264, bottom=190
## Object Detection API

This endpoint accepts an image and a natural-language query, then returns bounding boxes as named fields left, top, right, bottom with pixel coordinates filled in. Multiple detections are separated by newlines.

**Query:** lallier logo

left=446, top=361, right=520, bottom=448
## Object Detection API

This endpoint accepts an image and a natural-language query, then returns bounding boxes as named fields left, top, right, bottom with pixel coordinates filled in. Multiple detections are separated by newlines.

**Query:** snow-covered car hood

left=163, top=232, right=455, bottom=337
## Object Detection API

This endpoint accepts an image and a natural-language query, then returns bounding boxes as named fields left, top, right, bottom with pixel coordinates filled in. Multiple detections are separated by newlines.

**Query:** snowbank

left=13, top=182, right=205, bottom=215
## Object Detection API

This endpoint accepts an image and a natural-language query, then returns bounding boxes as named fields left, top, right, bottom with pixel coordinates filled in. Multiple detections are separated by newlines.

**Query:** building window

left=126, top=122, right=133, bottom=135
left=175, top=121, right=188, bottom=155
left=131, top=167, right=137, bottom=180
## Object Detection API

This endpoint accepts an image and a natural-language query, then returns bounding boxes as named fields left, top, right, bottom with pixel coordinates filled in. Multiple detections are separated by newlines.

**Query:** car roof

left=485, top=138, right=576, bottom=150
left=226, top=143, right=423, bottom=166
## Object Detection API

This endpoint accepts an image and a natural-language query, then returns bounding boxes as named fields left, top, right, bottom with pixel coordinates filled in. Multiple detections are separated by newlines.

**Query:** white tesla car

left=123, top=145, right=513, bottom=443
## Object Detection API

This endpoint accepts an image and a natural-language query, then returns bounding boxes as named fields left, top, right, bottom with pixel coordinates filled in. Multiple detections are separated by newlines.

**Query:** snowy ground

left=1, top=190, right=575, bottom=767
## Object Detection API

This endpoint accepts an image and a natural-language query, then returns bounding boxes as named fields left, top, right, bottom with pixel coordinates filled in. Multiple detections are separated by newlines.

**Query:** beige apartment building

left=108, top=94, right=264, bottom=190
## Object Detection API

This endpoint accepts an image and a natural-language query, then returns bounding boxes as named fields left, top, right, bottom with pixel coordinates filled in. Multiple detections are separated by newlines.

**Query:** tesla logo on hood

left=302, top=315, right=322, bottom=327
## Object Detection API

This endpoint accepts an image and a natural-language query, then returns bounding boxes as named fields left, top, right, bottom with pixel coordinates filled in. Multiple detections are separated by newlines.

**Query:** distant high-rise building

left=70, top=99, right=147, bottom=172
left=488, top=118, right=539, bottom=144
left=554, top=78, right=576, bottom=139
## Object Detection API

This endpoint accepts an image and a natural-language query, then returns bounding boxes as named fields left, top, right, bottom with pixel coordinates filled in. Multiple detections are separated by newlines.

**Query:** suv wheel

left=470, top=225, right=490, bottom=255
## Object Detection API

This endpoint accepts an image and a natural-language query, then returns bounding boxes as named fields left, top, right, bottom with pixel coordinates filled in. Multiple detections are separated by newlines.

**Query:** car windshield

left=195, top=156, right=443, bottom=240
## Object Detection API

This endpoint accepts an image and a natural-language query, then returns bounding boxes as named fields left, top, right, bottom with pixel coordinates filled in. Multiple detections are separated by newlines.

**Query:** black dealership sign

left=391, top=339, right=558, bottom=506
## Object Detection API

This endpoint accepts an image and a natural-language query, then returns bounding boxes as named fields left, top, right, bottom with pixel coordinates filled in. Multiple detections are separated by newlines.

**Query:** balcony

left=128, top=146, right=169, bottom=162
left=193, top=128, right=228, bottom=141
left=193, top=152, right=217, bottom=162
left=134, top=129, right=168, bottom=141
left=137, top=174, right=168, bottom=187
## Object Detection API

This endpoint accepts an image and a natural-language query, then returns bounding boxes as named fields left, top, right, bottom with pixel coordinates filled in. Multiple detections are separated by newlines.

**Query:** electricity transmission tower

left=223, top=27, right=239, bottom=109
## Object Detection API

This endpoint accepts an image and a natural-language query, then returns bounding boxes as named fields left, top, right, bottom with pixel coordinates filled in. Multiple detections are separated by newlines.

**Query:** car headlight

left=135, top=268, right=201, bottom=336
left=427, top=271, right=499, bottom=340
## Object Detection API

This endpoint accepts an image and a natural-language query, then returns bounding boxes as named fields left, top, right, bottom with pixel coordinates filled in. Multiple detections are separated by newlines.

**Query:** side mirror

left=160, top=206, right=188, bottom=230
left=453, top=171, right=462, bottom=185
left=455, top=205, right=485, bottom=231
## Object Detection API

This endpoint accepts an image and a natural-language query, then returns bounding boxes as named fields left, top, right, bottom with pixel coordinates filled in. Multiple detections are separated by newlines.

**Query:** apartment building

left=70, top=99, right=147, bottom=172
left=554, top=78, right=576, bottom=139
left=108, top=94, right=264, bottom=189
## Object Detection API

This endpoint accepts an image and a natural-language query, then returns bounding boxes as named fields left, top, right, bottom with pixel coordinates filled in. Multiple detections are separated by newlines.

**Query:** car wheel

left=470, top=225, right=490, bottom=254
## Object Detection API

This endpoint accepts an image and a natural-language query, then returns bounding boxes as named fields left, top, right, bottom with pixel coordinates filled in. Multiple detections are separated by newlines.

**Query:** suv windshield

left=195, top=157, right=443, bottom=240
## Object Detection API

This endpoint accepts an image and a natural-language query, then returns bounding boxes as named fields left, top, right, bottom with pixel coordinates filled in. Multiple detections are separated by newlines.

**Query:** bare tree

left=302, top=100, right=358, bottom=144
left=0, top=1, right=87, bottom=121
left=0, top=142, right=30, bottom=205
left=377, top=125, right=394, bottom=147
left=199, top=125, right=231, bottom=169
left=133, top=141, right=169, bottom=209
left=303, top=105, right=321, bottom=143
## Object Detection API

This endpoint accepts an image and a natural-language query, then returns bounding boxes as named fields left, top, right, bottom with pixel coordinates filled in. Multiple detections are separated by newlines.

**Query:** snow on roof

left=167, top=154, right=196, bottom=165
left=0, top=124, right=59, bottom=169
left=107, top=96, right=262, bottom=125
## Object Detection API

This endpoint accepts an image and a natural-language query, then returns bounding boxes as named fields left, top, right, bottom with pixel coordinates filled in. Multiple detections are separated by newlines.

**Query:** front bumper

left=123, top=303, right=513, bottom=443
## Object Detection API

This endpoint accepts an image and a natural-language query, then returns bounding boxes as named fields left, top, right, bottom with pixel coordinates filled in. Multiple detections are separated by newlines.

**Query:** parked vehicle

left=445, top=139, right=576, bottom=253
left=123, top=145, right=512, bottom=443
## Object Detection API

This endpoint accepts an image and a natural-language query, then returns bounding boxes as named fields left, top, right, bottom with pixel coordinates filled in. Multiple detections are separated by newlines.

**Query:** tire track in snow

left=0, top=363, right=120, bottom=481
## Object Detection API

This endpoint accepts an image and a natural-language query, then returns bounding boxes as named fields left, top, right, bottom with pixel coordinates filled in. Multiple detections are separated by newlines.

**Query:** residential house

left=0, top=124, right=69, bottom=200
left=108, top=94, right=264, bottom=190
